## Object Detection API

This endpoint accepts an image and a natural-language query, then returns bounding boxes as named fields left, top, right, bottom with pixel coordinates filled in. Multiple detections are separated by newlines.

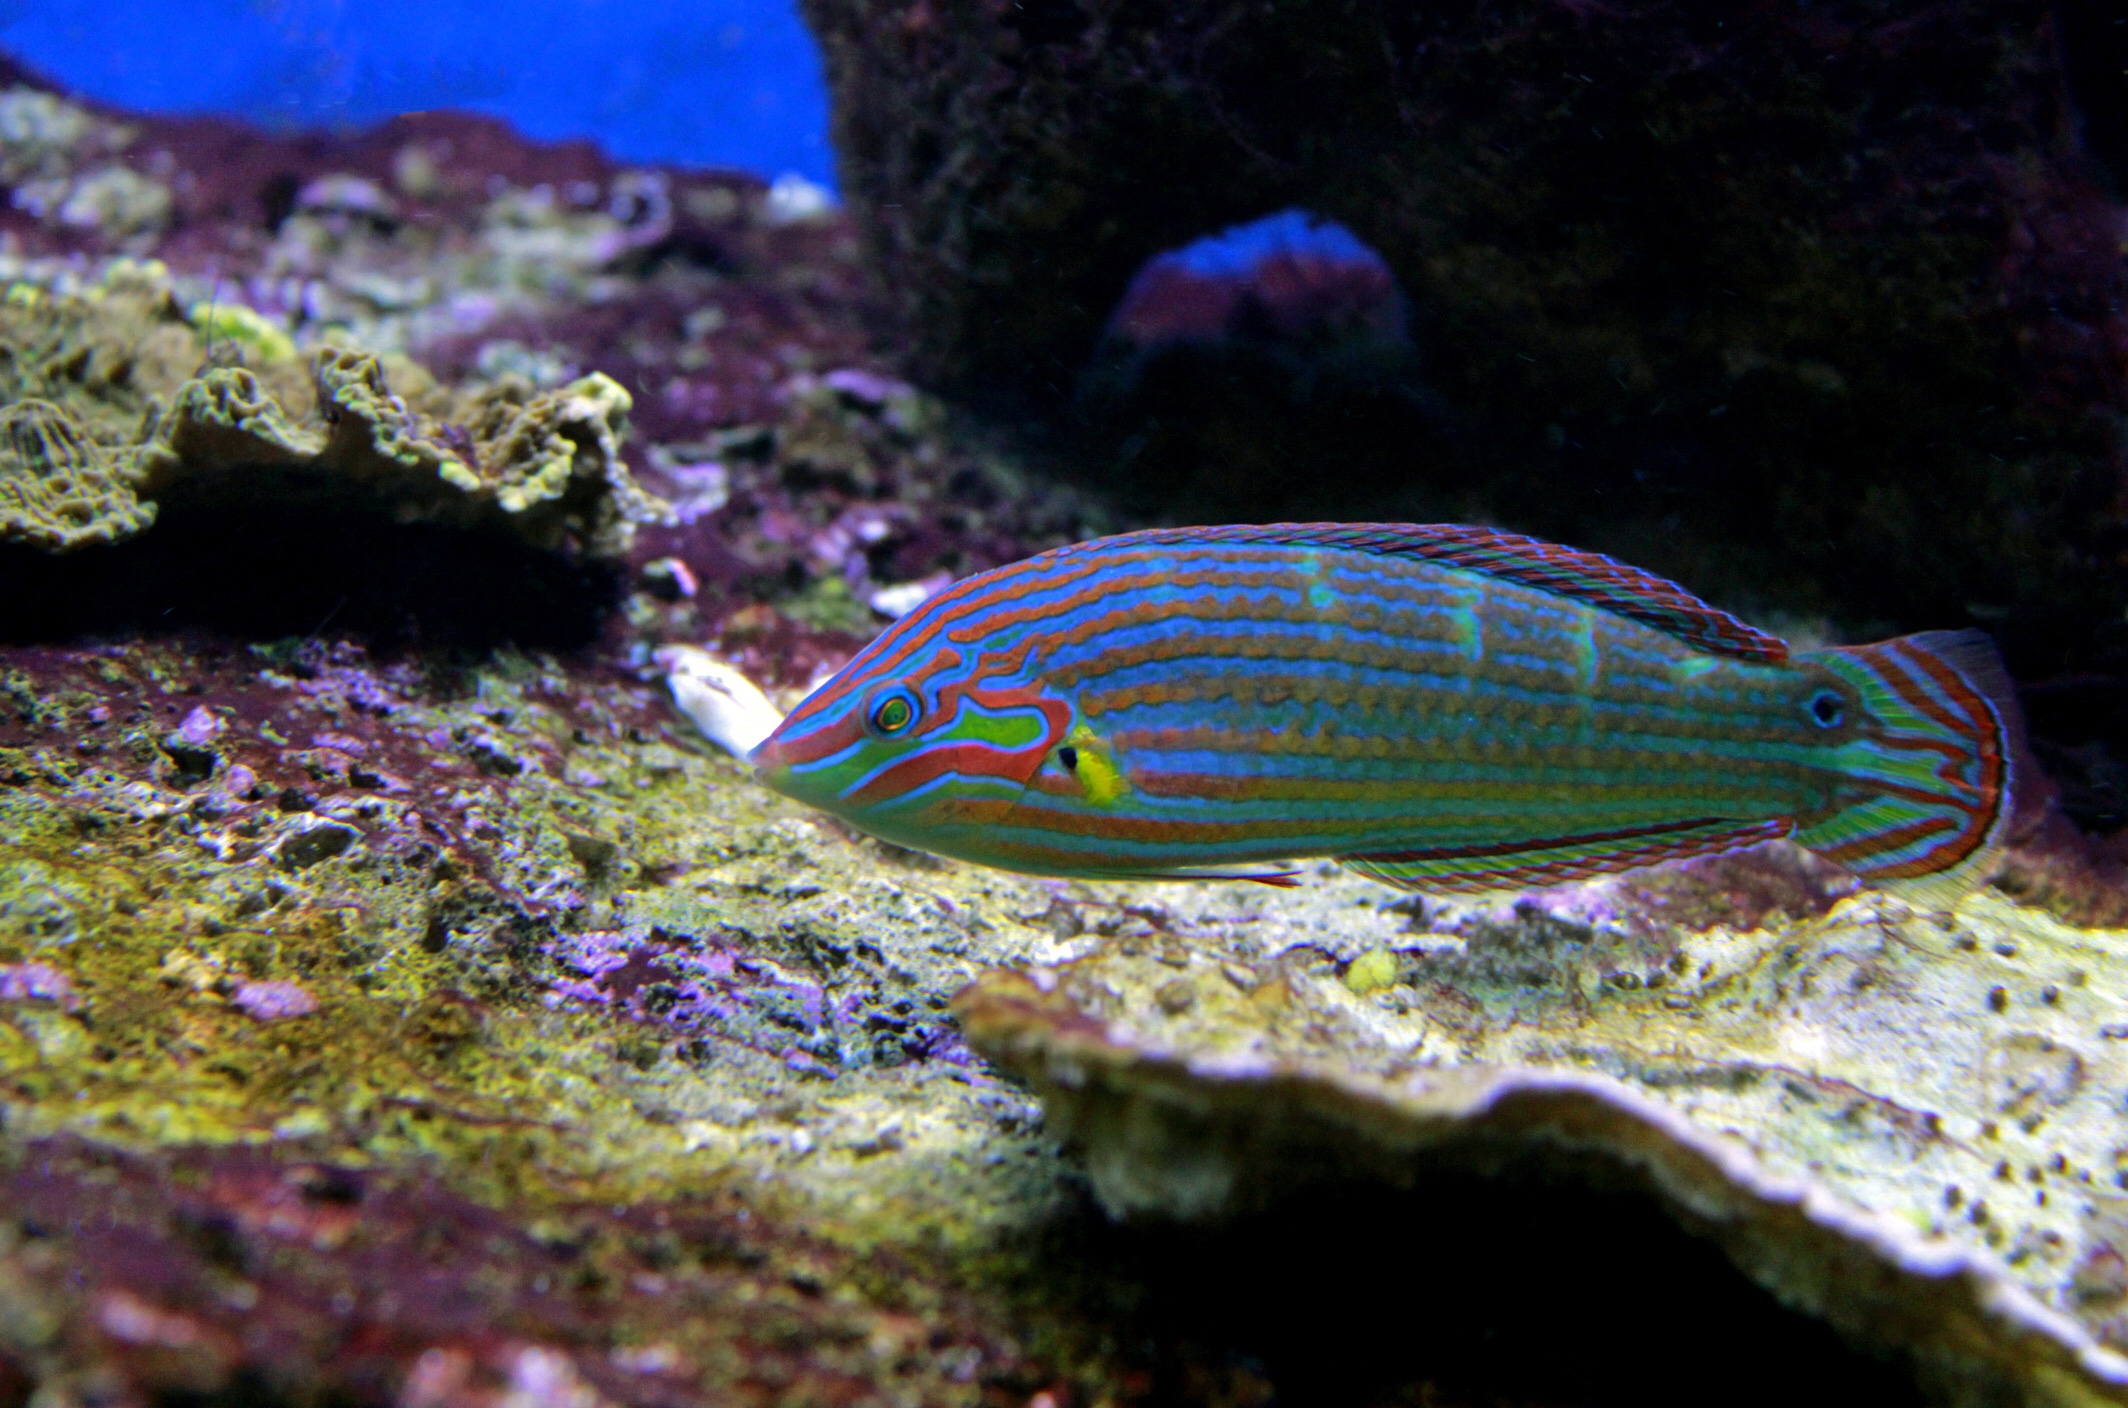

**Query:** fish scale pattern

left=758, top=524, right=2020, bottom=899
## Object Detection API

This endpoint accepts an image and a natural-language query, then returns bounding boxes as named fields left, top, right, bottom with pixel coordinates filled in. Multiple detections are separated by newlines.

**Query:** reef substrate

left=4, top=44, right=2128, bottom=1408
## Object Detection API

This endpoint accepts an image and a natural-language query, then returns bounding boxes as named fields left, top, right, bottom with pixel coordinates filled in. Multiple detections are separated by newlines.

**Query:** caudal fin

left=1793, top=630, right=2031, bottom=910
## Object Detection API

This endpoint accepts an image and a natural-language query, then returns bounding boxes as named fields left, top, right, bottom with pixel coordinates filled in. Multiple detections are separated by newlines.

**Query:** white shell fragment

left=657, top=646, right=785, bottom=759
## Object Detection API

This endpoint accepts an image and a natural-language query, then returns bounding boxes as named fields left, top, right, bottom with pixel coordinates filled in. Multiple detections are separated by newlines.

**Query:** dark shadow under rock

left=1025, top=1164, right=1926, bottom=1408
left=0, top=500, right=621, bottom=649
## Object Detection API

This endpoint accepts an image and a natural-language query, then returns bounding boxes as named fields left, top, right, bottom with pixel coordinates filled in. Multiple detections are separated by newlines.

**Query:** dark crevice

left=0, top=501, right=621, bottom=649
left=1023, top=1161, right=1926, bottom=1407
left=2057, top=0, right=2128, bottom=191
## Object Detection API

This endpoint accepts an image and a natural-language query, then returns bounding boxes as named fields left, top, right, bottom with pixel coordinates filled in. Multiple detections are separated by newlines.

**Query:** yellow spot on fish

left=1061, top=722, right=1131, bottom=806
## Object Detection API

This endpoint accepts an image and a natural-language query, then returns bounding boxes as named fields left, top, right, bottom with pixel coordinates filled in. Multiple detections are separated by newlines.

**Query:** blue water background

left=0, top=0, right=836, bottom=184
left=0, top=3, right=1371, bottom=271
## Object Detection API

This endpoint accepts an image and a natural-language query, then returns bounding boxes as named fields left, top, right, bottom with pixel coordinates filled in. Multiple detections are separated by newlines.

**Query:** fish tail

left=1794, top=629, right=2033, bottom=909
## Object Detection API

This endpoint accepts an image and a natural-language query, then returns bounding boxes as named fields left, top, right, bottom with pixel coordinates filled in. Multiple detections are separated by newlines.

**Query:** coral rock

left=0, top=398, right=153, bottom=551
left=0, top=260, right=207, bottom=446
left=957, top=880, right=2128, bottom=1406
left=125, top=350, right=670, bottom=559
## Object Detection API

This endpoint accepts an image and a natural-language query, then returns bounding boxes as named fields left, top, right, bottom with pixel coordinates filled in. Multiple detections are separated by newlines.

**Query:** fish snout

left=748, top=734, right=795, bottom=795
left=747, top=711, right=864, bottom=809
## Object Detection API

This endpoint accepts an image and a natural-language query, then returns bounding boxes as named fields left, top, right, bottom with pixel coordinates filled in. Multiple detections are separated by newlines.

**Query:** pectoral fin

left=1055, top=722, right=1131, bottom=807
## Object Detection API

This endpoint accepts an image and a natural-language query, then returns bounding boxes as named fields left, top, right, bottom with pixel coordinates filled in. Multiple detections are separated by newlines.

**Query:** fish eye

left=866, top=687, right=920, bottom=738
left=1806, top=689, right=1845, bottom=729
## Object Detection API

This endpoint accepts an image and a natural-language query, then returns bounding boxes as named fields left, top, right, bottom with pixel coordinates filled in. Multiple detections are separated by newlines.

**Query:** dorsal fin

left=1117, top=522, right=1789, bottom=663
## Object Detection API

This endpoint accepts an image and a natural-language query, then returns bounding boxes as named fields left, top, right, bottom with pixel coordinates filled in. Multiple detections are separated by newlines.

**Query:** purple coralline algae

left=0, top=960, right=78, bottom=1009
left=230, top=978, right=319, bottom=1022
left=550, top=925, right=971, bottom=1073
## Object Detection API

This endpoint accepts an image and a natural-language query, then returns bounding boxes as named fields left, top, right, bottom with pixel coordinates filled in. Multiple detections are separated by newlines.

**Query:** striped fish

left=751, top=523, right=2029, bottom=905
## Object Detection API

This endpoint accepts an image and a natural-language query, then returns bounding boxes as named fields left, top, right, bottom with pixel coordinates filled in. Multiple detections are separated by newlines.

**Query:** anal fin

left=1340, top=819, right=1792, bottom=895
left=1124, top=865, right=1305, bottom=889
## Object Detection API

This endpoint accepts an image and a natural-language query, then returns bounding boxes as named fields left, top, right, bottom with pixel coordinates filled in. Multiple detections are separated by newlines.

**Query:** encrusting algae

left=0, top=397, right=155, bottom=550
left=0, top=635, right=1092, bottom=1403
left=0, top=263, right=669, bottom=561
left=953, top=871, right=2128, bottom=1408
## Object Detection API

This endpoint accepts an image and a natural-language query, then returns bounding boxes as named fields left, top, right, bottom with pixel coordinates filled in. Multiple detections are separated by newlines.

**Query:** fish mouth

left=748, top=709, right=867, bottom=809
left=748, top=734, right=802, bottom=801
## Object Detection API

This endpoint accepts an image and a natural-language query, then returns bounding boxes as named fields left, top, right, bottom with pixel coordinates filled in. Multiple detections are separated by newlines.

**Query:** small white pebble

left=656, top=646, right=785, bottom=758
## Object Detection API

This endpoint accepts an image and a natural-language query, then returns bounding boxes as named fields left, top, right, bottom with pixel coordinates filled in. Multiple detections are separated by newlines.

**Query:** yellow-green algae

left=10, top=627, right=2128, bottom=1403
left=0, top=398, right=156, bottom=550
left=0, top=639, right=1293, bottom=1404
left=0, top=648, right=1077, bottom=1251
left=0, top=260, right=239, bottom=448
left=188, top=300, right=299, bottom=367
left=0, top=261, right=667, bottom=557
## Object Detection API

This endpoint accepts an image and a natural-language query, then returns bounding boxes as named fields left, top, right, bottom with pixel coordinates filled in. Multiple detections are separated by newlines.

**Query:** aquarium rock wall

left=801, top=0, right=2128, bottom=736
left=0, top=12, right=2126, bottom=1408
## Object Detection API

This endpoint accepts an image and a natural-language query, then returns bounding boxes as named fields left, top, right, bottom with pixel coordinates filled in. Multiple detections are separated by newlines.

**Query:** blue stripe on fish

left=752, top=523, right=2028, bottom=904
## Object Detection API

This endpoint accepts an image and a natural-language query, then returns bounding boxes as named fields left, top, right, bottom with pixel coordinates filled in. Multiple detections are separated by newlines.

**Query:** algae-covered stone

left=309, top=348, right=665, bottom=555
left=956, top=871, right=2128, bottom=1407
left=34, top=164, right=173, bottom=240
left=427, top=362, right=666, bottom=557
left=189, top=301, right=298, bottom=366
left=0, top=255, right=666, bottom=563
left=0, top=398, right=154, bottom=550
left=132, top=366, right=321, bottom=483
left=0, top=636, right=1097, bottom=1407
left=122, top=349, right=667, bottom=558
left=0, top=259, right=208, bottom=446
left=0, top=85, right=122, bottom=185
